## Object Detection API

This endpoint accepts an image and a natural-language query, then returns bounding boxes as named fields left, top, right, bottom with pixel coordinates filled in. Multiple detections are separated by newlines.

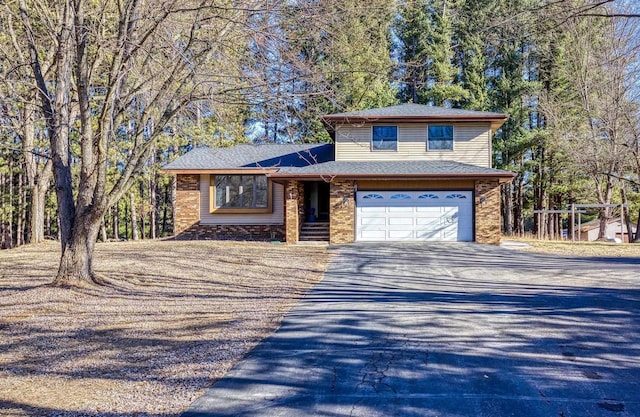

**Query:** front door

left=305, top=182, right=330, bottom=222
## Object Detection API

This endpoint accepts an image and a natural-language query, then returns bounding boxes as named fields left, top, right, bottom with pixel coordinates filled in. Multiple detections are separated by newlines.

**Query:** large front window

left=214, top=175, right=269, bottom=210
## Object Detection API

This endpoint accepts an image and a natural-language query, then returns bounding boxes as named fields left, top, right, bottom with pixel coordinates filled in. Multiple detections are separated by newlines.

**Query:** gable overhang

left=162, top=168, right=280, bottom=175
left=322, top=115, right=508, bottom=134
left=268, top=172, right=515, bottom=183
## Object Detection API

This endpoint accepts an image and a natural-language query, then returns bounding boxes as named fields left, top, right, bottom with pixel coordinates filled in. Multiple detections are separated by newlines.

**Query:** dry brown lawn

left=508, top=237, right=640, bottom=257
left=0, top=240, right=331, bottom=416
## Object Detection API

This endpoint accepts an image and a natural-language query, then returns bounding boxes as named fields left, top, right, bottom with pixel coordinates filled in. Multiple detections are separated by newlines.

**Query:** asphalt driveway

left=183, top=243, right=640, bottom=417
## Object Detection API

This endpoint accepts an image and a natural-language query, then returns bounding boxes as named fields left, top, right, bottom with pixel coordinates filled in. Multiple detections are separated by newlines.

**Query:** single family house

left=162, top=103, right=514, bottom=244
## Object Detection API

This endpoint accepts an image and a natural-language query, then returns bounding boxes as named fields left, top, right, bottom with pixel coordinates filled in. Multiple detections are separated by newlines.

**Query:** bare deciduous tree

left=8, top=0, right=261, bottom=284
left=541, top=14, right=638, bottom=239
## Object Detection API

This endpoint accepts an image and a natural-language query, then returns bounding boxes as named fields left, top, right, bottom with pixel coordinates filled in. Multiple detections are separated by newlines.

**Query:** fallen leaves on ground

left=0, top=240, right=331, bottom=416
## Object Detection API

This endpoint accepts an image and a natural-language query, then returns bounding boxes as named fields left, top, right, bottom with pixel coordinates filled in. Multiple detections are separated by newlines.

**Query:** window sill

left=211, top=207, right=273, bottom=214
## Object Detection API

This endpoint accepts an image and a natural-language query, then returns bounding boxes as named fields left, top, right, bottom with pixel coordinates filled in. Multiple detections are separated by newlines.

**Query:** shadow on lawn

left=1, top=242, right=639, bottom=417
left=0, top=242, right=330, bottom=417
left=0, top=399, right=176, bottom=417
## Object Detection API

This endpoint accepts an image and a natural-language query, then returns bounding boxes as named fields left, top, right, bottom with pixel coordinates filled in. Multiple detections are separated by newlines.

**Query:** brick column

left=285, top=180, right=301, bottom=244
left=297, top=181, right=306, bottom=230
left=330, top=180, right=355, bottom=245
left=475, top=179, right=501, bottom=244
left=175, top=174, right=200, bottom=235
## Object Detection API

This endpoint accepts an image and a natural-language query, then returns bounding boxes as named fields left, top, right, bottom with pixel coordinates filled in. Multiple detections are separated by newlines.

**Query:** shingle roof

left=322, top=103, right=508, bottom=133
left=272, top=160, right=513, bottom=178
left=163, top=143, right=514, bottom=178
left=324, top=103, right=506, bottom=119
left=162, top=143, right=334, bottom=170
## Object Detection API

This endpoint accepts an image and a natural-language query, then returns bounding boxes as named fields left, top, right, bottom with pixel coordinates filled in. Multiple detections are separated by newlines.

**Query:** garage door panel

left=356, top=191, right=473, bottom=242
left=389, top=217, right=414, bottom=226
left=360, top=206, right=387, bottom=213
left=416, top=212, right=442, bottom=220
left=416, top=229, right=444, bottom=240
left=360, top=230, right=386, bottom=240
left=389, top=230, right=415, bottom=239
left=416, top=218, right=442, bottom=228
left=388, top=206, right=413, bottom=213
left=360, top=217, right=386, bottom=226
left=416, top=206, right=442, bottom=213
left=441, top=222, right=459, bottom=237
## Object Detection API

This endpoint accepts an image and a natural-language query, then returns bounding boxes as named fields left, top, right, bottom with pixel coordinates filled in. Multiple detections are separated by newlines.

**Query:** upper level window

left=214, top=175, right=269, bottom=210
left=428, top=125, right=454, bottom=151
left=372, top=126, right=398, bottom=151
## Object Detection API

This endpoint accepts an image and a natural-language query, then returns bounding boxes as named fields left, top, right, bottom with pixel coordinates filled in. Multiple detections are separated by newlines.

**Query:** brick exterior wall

left=173, top=174, right=503, bottom=245
left=175, top=224, right=285, bottom=241
left=330, top=180, right=355, bottom=244
left=285, top=180, right=304, bottom=244
left=475, top=179, right=502, bottom=244
left=298, top=181, right=306, bottom=230
left=175, top=174, right=201, bottom=235
left=174, top=174, right=284, bottom=241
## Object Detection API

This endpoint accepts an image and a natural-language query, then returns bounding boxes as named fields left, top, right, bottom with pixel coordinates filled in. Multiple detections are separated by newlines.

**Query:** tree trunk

left=100, top=217, right=107, bottom=242
left=502, top=183, right=513, bottom=236
left=8, top=160, right=15, bottom=247
left=130, top=192, right=139, bottom=241
left=621, top=187, right=633, bottom=243
left=16, top=172, right=24, bottom=247
left=595, top=176, right=614, bottom=241
left=29, top=181, right=50, bottom=244
left=533, top=145, right=545, bottom=238
left=1, top=171, right=11, bottom=248
left=635, top=209, right=640, bottom=243
left=22, top=98, right=53, bottom=244
left=555, top=195, right=562, bottom=240
left=139, top=181, right=145, bottom=240
left=113, top=204, right=119, bottom=240
left=46, top=208, right=51, bottom=238
left=124, top=201, right=129, bottom=239
left=150, top=175, right=157, bottom=239
left=171, top=175, right=177, bottom=235
left=597, top=208, right=610, bottom=241
left=514, top=172, right=524, bottom=235
left=53, top=213, right=103, bottom=286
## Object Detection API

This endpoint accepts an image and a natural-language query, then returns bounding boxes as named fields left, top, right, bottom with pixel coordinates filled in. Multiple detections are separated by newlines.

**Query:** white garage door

left=356, top=191, right=473, bottom=242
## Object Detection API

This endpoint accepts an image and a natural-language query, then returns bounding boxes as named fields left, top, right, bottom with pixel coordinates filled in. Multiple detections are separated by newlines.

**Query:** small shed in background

left=579, top=217, right=637, bottom=242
